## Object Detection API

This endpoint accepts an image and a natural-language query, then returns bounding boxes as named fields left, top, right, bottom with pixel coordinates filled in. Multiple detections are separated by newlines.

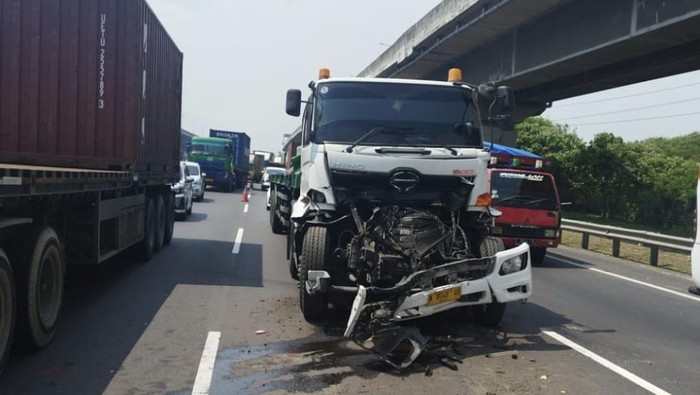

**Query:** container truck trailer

left=0, top=0, right=182, bottom=373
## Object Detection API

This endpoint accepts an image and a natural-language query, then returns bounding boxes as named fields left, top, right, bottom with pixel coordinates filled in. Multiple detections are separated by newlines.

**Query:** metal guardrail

left=561, top=219, right=694, bottom=266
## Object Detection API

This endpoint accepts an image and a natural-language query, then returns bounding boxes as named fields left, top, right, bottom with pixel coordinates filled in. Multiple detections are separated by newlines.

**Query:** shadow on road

left=216, top=298, right=605, bottom=394
left=0, top=237, right=263, bottom=394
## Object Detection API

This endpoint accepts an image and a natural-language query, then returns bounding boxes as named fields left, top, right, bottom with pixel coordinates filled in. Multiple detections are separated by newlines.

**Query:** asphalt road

left=0, top=190, right=698, bottom=394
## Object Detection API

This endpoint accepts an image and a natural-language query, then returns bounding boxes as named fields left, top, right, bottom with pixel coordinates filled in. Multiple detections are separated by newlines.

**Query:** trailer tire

left=299, top=226, right=329, bottom=325
left=531, top=247, right=547, bottom=266
left=473, top=237, right=506, bottom=327
left=139, top=197, right=156, bottom=261
left=12, top=227, right=65, bottom=349
left=163, top=192, right=175, bottom=246
left=154, top=194, right=166, bottom=252
left=0, top=249, right=16, bottom=375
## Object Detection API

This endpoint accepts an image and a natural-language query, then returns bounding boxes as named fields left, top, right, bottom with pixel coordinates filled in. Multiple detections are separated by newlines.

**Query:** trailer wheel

left=530, top=247, right=547, bottom=266
left=138, top=197, right=156, bottom=261
left=154, top=194, right=166, bottom=252
left=0, top=249, right=16, bottom=374
left=473, top=237, right=506, bottom=327
left=163, top=192, right=175, bottom=246
left=299, top=226, right=330, bottom=325
left=12, top=227, right=66, bottom=349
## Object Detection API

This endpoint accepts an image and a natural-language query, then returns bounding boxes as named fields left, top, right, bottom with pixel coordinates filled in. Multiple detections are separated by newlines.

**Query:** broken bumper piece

left=344, top=243, right=532, bottom=368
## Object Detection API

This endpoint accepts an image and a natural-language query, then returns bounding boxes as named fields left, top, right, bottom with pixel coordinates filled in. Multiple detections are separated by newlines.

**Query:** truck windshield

left=191, top=143, right=228, bottom=157
left=313, top=82, right=481, bottom=147
left=186, top=165, right=200, bottom=175
left=491, top=171, right=559, bottom=210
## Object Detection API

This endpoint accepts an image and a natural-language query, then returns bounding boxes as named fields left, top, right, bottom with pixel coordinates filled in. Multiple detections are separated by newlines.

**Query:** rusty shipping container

left=0, top=0, right=182, bottom=173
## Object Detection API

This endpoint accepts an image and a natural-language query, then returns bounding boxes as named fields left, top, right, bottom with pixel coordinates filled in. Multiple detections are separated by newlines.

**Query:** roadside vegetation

left=515, top=118, right=697, bottom=274
left=516, top=117, right=699, bottom=238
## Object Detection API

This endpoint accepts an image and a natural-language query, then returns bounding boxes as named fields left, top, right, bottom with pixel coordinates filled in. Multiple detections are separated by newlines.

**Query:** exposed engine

left=345, top=205, right=483, bottom=289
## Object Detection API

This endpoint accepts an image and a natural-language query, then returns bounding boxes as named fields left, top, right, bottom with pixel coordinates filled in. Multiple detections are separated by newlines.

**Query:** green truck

left=187, top=136, right=241, bottom=192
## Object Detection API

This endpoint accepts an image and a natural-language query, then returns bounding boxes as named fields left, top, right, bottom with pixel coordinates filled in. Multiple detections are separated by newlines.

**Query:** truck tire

left=154, top=194, right=166, bottom=252
left=11, top=227, right=65, bottom=349
left=474, top=237, right=507, bottom=327
left=0, top=249, right=16, bottom=375
left=299, top=226, right=330, bottom=325
left=270, top=189, right=285, bottom=235
left=163, top=192, right=175, bottom=246
left=138, top=197, right=156, bottom=261
left=288, top=225, right=298, bottom=280
left=531, top=247, right=547, bottom=266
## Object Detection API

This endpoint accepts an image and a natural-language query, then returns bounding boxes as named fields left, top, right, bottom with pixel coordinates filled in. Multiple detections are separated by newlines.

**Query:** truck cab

left=188, top=137, right=237, bottom=192
left=283, top=68, right=532, bottom=367
left=487, top=145, right=561, bottom=265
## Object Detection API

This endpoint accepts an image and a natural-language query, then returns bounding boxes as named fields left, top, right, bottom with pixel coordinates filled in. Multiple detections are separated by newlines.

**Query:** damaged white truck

left=283, top=68, right=532, bottom=368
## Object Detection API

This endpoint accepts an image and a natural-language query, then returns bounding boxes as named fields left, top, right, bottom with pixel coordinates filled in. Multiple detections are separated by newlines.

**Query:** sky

left=148, top=0, right=700, bottom=153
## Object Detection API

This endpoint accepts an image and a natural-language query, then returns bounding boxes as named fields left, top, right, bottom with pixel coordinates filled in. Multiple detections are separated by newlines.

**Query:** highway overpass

left=360, top=0, right=700, bottom=124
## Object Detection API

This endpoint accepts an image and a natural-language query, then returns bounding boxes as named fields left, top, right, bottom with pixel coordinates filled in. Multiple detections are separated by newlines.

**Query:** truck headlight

left=544, top=229, right=556, bottom=238
left=171, top=183, right=183, bottom=194
left=500, top=253, right=528, bottom=275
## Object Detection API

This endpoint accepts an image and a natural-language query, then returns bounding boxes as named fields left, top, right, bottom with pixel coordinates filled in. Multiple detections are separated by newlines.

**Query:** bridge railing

left=561, top=219, right=693, bottom=266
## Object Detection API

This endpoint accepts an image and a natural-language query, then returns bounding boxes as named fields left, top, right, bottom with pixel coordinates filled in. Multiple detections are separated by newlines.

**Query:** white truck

left=283, top=68, right=532, bottom=367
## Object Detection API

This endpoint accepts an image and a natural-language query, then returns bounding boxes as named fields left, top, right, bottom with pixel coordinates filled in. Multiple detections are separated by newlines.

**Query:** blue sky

left=148, top=0, right=700, bottom=153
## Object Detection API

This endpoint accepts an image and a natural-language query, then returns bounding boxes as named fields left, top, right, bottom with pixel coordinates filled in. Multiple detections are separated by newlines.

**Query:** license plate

left=427, top=286, right=461, bottom=306
left=517, top=239, right=535, bottom=246
left=205, top=178, right=214, bottom=183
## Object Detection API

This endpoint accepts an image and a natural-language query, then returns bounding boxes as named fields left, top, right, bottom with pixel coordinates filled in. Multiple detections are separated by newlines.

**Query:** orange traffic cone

left=241, top=185, right=249, bottom=202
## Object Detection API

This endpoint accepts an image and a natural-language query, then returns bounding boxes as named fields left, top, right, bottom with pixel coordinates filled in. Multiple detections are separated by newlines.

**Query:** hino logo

left=332, top=161, right=365, bottom=170
left=390, top=170, right=420, bottom=192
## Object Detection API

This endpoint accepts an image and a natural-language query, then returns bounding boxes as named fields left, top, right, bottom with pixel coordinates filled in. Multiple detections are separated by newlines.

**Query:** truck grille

left=501, top=225, right=546, bottom=238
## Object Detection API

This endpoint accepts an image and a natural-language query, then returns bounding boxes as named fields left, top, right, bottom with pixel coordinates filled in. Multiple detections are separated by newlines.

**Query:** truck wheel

left=473, top=301, right=507, bottom=327
left=299, top=226, right=330, bottom=325
left=473, top=237, right=506, bottom=327
left=154, top=194, right=166, bottom=252
left=270, top=190, right=285, bottom=235
left=288, top=226, right=298, bottom=280
left=12, top=227, right=65, bottom=349
left=0, top=249, right=16, bottom=374
left=163, top=192, right=175, bottom=246
left=139, top=197, right=156, bottom=261
left=531, top=247, right=547, bottom=266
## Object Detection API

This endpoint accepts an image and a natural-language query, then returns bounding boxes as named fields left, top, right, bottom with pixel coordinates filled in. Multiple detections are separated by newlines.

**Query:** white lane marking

left=232, top=228, right=244, bottom=254
left=542, top=331, right=672, bottom=395
left=553, top=256, right=700, bottom=303
left=192, top=331, right=221, bottom=395
left=243, top=203, right=249, bottom=213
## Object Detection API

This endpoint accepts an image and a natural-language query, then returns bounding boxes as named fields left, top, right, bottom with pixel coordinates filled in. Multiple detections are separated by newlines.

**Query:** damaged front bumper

left=306, top=243, right=532, bottom=368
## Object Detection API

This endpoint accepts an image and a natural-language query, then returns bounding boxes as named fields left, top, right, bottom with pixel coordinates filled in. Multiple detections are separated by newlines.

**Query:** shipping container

left=0, top=0, right=183, bottom=174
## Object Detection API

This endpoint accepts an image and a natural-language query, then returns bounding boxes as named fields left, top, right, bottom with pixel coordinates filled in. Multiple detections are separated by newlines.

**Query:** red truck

left=487, top=143, right=561, bottom=265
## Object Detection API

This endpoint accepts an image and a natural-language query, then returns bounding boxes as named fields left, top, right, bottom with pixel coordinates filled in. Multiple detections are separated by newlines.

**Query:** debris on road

left=486, top=350, right=519, bottom=359
left=255, top=330, right=267, bottom=335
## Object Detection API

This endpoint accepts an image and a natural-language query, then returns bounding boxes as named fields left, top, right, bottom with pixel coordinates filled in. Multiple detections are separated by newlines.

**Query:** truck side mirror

left=497, top=86, right=516, bottom=114
left=186, top=141, right=192, bottom=153
left=286, top=89, right=302, bottom=117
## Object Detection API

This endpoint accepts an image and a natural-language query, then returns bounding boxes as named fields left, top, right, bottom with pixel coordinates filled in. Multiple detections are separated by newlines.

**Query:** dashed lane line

left=542, top=331, right=672, bottom=395
left=191, top=331, right=221, bottom=395
left=243, top=203, right=249, bottom=213
left=232, top=228, right=244, bottom=254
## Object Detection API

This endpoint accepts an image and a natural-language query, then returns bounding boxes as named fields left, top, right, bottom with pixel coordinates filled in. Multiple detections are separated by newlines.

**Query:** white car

left=262, top=166, right=286, bottom=192
left=172, top=161, right=194, bottom=220
left=185, top=161, right=206, bottom=202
